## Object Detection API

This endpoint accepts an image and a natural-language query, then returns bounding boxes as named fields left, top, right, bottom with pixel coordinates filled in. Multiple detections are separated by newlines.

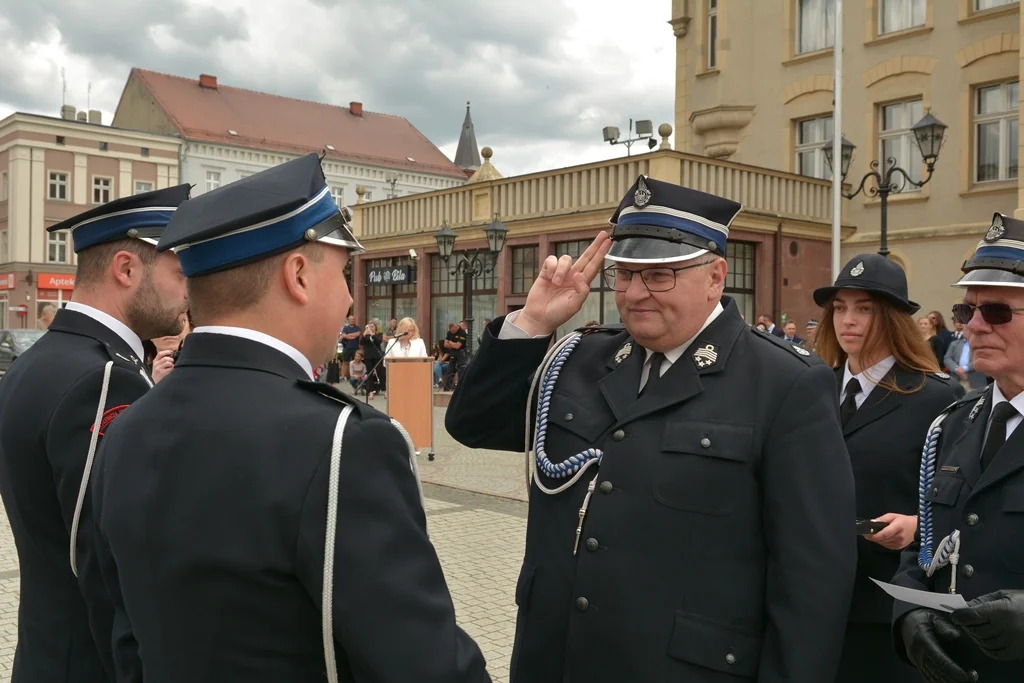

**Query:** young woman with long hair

left=813, top=254, right=964, bottom=683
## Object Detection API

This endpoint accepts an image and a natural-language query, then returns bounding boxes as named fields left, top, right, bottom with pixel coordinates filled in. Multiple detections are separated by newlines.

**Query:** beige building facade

left=672, top=0, right=1022, bottom=320
left=0, top=110, right=181, bottom=329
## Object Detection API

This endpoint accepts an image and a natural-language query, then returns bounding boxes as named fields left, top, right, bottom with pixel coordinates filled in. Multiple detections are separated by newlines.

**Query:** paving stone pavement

left=0, top=478, right=528, bottom=683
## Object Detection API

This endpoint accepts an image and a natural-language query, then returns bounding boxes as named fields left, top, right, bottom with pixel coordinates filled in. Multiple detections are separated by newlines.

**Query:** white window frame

left=795, top=115, right=833, bottom=180
left=879, top=98, right=924, bottom=193
left=974, top=0, right=1018, bottom=11
left=363, top=190, right=373, bottom=201
left=796, top=0, right=835, bottom=55
left=92, top=176, right=112, bottom=204
left=48, top=171, right=69, bottom=201
left=47, top=230, right=69, bottom=264
left=707, top=0, right=719, bottom=69
left=331, top=185, right=345, bottom=206
left=205, top=170, right=221, bottom=193
left=134, top=181, right=153, bottom=195
left=974, top=81, right=1019, bottom=184
left=879, top=0, right=926, bottom=35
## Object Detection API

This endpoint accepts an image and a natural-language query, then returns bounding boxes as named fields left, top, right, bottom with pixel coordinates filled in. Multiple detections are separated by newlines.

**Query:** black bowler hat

left=813, top=253, right=920, bottom=314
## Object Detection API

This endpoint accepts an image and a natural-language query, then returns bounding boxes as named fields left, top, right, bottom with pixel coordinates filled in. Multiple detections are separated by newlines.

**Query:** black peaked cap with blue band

left=953, top=212, right=1024, bottom=289
left=606, top=175, right=743, bottom=264
left=157, top=153, right=364, bottom=277
left=46, top=184, right=191, bottom=253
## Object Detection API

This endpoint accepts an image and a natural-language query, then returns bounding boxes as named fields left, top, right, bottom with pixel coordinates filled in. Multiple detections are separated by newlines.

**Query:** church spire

left=453, top=100, right=481, bottom=174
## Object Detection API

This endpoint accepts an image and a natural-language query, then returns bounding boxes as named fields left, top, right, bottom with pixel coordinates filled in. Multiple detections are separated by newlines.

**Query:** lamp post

left=824, top=112, right=947, bottom=258
left=433, top=214, right=508, bottom=357
left=602, top=118, right=658, bottom=156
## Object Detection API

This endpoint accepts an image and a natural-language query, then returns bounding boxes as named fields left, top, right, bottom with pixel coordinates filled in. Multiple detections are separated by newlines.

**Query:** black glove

left=951, top=589, right=1024, bottom=661
left=901, top=609, right=974, bottom=683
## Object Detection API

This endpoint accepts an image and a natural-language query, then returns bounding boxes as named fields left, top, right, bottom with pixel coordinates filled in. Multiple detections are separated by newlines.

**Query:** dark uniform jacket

left=446, top=299, right=858, bottom=683
left=88, top=332, right=490, bottom=683
left=892, top=384, right=1024, bottom=682
left=838, top=365, right=963, bottom=624
left=0, top=308, right=153, bottom=683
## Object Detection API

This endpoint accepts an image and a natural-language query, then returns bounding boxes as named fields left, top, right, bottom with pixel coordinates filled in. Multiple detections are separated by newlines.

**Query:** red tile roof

left=125, top=68, right=465, bottom=179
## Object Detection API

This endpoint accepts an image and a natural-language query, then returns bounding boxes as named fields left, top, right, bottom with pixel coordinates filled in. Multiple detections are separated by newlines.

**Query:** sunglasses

left=951, top=302, right=1024, bottom=326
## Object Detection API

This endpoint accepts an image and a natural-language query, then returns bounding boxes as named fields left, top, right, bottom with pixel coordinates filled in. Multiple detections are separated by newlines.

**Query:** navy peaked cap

left=157, top=153, right=364, bottom=277
left=47, top=184, right=191, bottom=253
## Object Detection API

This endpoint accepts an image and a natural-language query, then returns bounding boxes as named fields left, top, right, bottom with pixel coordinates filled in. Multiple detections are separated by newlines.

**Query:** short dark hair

left=75, top=239, right=158, bottom=287
left=187, top=243, right=325, bottom=326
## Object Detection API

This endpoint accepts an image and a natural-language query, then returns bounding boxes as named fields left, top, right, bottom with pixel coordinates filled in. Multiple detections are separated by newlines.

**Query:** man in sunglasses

left=446, top=175, right=857, bottom=683
left=892, top=212, right=1024, bottom=683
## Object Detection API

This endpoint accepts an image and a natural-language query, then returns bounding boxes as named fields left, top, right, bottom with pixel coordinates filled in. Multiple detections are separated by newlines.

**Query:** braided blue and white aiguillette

left=916, top=395, right=984, bottom=594
left=523, top=331, right=604, bottom=497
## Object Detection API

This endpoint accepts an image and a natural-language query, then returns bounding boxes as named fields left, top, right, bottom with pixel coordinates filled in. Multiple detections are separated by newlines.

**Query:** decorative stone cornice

left=689, top=105, right=756, bottom=159
left=668, top=15, right=691, bottom=38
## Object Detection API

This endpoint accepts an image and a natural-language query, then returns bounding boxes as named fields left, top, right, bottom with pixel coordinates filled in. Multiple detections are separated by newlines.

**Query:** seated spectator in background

left=782, top=321, right=804, bottom=345
left=432, top=341, right=449, bottom=388
left=348, top=351, right=366, bottom=392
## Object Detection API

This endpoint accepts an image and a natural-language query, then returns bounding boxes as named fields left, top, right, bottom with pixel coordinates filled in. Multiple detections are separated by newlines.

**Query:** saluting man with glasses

left=892, top=213, right=1024, bottom=683
left=446, top=175, right=858, bottom=683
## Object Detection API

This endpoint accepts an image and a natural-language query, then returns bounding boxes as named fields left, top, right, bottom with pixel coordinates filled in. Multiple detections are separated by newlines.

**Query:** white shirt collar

left=990, top=381, right=1024, bottom=441
left=641, top=302, right=725, bottom=387
left=65, top=302, right=146, bottom=362
left=191, top=326, right=314, bottom=379
left=841, top=355, right=897, bottom=408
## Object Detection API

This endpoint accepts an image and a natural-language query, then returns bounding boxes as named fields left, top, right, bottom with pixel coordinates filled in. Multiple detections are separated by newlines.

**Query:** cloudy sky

left=0, top=0, right=677, bottom=177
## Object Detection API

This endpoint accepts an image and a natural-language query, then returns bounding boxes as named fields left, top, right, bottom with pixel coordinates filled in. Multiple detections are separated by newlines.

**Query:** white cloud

left=0, top=0, right=677, bottom=176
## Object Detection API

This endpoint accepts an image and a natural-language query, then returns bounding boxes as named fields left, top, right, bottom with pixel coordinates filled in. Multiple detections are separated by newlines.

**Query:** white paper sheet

left=870, top=578, right=969, bottom=613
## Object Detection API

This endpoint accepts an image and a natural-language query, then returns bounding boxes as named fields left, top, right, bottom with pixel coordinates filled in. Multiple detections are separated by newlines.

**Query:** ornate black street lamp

left=434, top=214, right=508, bottom=357
left=824, top=112, right=948, bottom=258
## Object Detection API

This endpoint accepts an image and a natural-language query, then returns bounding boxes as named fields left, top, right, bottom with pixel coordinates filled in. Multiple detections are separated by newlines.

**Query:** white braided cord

left=322, top=404, right=354, bottom=683
left=524, top=331, right=605, bottom=496
left=70, top=360, right=113, bottom=577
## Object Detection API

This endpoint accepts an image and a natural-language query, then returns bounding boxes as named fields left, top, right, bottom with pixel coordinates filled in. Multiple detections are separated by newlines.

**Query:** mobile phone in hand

left=855, top=518, right=889, bottom=535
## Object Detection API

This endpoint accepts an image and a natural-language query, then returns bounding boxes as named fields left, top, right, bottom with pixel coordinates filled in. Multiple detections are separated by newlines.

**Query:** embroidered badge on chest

left=693, top=344, right=718, bottom=369
left=614, top=341, right=633, bottom=365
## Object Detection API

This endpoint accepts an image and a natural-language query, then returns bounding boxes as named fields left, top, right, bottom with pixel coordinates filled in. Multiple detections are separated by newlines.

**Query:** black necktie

left=840, top=378, right=861, bottom=427
left=640, top=352, right=666, bottom=397
left=981, top=402, right=1019, bottom=471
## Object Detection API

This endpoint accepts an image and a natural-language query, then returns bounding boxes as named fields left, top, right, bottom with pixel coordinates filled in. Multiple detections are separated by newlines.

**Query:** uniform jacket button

left=963, top=564, right=975, bottom=577
left=585, top=538, right=599, bottom=552
left=612, top=429, right=625, bottom=441
left=966, top=513, right=979, bottom=526
left=700, top=437, right=712, bottom=448
left=564, top=413, right=574, bottom=422
left=575, top=597, right=589, bottom=612
left=599, top=480, right=613, bottom=494
left=726, top=654, right=737, bottom=665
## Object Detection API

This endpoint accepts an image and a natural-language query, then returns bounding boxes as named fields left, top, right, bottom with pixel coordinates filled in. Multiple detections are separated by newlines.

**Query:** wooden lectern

left=385, top=357, right=434, bottom=460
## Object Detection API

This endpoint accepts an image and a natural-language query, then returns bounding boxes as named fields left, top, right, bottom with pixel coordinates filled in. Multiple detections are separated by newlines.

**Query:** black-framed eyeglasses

left=602, top=261, right=710, bottom=292
left=952, top=302, right=1024, bottom=326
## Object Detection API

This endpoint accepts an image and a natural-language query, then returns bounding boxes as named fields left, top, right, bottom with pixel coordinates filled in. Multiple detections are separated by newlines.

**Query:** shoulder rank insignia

left=793, top=345, right=810, bottom=356
left=693, top=344, right=718, bottom=369
left=968, top=394, right=986, bottom=422
left=614, top=341, right=633, bottom=365
left=850, top=261, right=865, bottom=277
left=933, top=371, right=951, bottom=380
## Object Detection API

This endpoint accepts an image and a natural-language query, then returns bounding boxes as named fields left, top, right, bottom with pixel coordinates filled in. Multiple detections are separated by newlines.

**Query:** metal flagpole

left=832, top=0, right=843, bottom=281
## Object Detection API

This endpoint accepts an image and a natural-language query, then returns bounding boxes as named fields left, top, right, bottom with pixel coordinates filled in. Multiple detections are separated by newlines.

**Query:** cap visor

left=605, top=236, right=707, bottom=264
left=139, top=237, right=160, bottom=246
left=319, top=224, right=365, bottom=253
left=953, top=268, right=1024, bottom=288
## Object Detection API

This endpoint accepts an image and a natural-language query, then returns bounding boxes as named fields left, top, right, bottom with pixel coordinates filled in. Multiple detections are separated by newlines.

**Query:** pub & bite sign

left=367, top=265, right=413, bottom=285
